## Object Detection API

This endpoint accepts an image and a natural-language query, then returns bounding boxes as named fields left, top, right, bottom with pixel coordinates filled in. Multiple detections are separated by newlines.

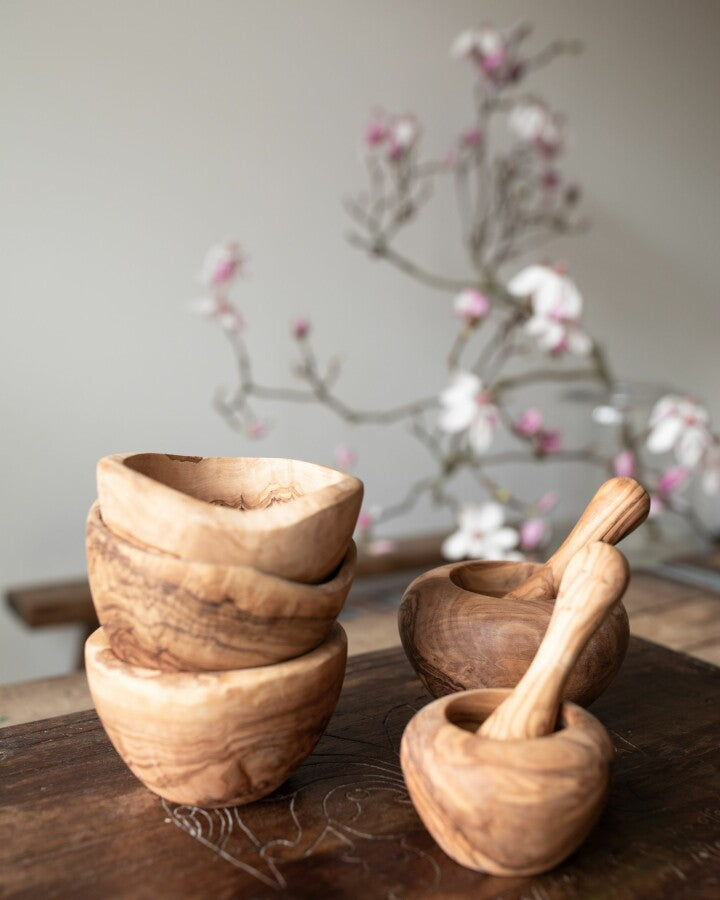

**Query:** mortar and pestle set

left=83, top=454, right=648, bottom=874
left=84, top=452, right=363, bottom=807
left=399, top=477, right=651, bottom=875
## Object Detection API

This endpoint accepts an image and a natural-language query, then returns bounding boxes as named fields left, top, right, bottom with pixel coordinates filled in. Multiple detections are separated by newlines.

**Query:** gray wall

left=1, top=0, right=718, bottom=683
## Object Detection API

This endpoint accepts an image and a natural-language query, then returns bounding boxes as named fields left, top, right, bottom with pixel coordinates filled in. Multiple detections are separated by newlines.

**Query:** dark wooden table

left=2, top=638, right=719, bottom=899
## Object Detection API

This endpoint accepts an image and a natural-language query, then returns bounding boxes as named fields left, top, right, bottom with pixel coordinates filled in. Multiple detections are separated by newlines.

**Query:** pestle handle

left=505, top=477, right=648, bottom=603
left=478, top=542, right=629, bottom=741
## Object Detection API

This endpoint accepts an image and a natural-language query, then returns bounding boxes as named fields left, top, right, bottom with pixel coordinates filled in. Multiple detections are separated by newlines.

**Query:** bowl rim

left=98, top=452, right=364, bottom=532
left=85, top=621, right=347, bottom=696
left=87, top=501, right=357, bottom=596
left=412, top=687, right=612, bottom=757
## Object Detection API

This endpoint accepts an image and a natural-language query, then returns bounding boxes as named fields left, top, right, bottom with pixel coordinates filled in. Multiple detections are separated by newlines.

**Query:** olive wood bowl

left=85, top=623, right=347, bottom=807
left=399, top=559, right=628, bottom=706
left=400, top=688, right=613, bottom=876
left=97, top=453, right=363, bottom=583
left=86, top=501, right=356, bottom=671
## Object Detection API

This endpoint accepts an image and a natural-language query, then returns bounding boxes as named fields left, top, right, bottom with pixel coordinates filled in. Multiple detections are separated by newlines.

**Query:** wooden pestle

left=479, top=542, right=629, bottom=741
left=504, top=477, right=648, bottom=603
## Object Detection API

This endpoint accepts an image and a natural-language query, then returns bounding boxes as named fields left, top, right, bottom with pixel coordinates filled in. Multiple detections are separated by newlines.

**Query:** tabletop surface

left=2, top=637, right=719, bottom=899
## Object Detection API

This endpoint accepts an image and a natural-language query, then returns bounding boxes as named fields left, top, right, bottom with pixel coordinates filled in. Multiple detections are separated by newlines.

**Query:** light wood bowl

left=86, top=502, right=356, bottom=671
left=401, top=688, right=613, bottom=875
left=399, top=559, right=628, bottom=706
left=97, top=453, right=363, bottom=583
left=85, top=623, right=348, bottom=807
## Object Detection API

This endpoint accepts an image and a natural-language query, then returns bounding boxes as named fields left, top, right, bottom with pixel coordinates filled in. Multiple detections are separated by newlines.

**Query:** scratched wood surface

left=2, top=638, right=719, bottom=899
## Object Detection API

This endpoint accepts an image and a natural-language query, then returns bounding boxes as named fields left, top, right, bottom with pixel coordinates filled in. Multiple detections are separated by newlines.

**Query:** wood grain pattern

left=479, top=543, right=629, bottom=741
left=84, top=623, right=347, bottom=807
left=97, top=453, right=363, bottom=583
left=505, top=477, right=649, bottom=603
left=399, top=559, right=629, bottom=705
left=86, top=502, right=356, bottom=670
left=2, top=641, right=719, bottom=898
left=401, top=687, right=614, bottom=876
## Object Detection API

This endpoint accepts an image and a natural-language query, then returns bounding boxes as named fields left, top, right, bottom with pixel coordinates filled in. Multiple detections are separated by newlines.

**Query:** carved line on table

left=158, top=678, right=720, bottom=895
left=161, top=696, right=441, bottom=893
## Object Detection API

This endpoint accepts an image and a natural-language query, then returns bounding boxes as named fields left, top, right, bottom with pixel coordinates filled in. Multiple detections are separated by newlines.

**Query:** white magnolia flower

left=442, top=503, right=522, bottom=561
left=508, top=265, right=592, bottom=356
left=509, top=99, right=564, bottom=155
left=387, top=114, right=420, bottom=160
left=453, top=288, right=490, bottom=322
left=450, top=25, right=522, bottom=86
left=438, top=372, right=498, bottom=453
left=451, top=26, right=504, bottom=60
left=647, top=395, right=711, bottom=467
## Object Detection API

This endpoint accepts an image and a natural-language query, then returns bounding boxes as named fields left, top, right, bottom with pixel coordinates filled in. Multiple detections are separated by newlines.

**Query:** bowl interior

left=449, top=559, right=541, bottom=598
left=444, top=689, right=574, bottom=735
left=122, top=454, right=349, bottom=511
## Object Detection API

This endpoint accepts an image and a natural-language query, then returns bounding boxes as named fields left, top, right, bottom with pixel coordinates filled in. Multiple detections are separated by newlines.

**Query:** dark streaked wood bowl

left=96, top=453, right=363, bottom=584
left=400, top=688, right=613, bottom=876
left=399, top=559, right=628, bottom=706
left=86, top=502, right=356, bottom=671
left=85, top=623, right=347, bottom=807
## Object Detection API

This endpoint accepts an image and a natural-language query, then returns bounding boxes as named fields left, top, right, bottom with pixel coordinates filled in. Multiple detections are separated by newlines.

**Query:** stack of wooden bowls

left=84, top=452, right=363, bottom=808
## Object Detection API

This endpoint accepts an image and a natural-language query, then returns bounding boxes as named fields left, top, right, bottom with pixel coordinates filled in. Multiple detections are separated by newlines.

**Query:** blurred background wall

left=1, top=0, right=718, bottom=683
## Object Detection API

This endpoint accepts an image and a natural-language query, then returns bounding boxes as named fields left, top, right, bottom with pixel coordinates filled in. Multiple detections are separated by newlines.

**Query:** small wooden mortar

left=85, top=623, right=347, bottom=807
left=97, top=453, right=363, bottom=583
left=401, top=543, right=627, bottom=876
left=399, top=477, right=648, bottom=704
left=86, top=502, right=356, bottom=671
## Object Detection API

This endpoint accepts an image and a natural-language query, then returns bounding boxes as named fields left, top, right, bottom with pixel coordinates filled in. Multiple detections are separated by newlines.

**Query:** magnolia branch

left=195, top=21, right=717, bottom=552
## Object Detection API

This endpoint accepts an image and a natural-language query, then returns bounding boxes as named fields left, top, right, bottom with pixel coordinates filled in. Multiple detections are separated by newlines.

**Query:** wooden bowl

left=86, top=501, right=356, bottom=671
left=399, top=559, right=628, bottom=706
left=85, top=623, right=347, bottom=807
left=400, top=688, right=613, bottom=875
left=97, top=453, right=363, bottom=583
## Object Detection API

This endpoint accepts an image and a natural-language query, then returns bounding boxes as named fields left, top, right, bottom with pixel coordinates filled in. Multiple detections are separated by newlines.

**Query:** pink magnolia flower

left=198, top=240, right=243, bottom=288
left=365, top=112, right=420, bottom=163
left=647, top=395, right=711, bottom=468
left=451, top=25, right=522, bottom=86
left=292, top=316, right=310, bottom=339
left=461, top=126, right=483, bottom=148
left=542, top=169, right=560, bottom=191
left=516, top=407, right=543, bottom=437
left=536, top=491, right=559, bottom=514
left=438, top=372, right=498, bottom=454
left=453, top=289, right=490, bottom=323
left=246, top=420, right=268, bottom=439
left=335, top=444, right=356, bottom=470
left=537, top=430, right=562, bottom=455
left=509, top=99, right=564, bottom=156
left=520, top=517, right=550, bottom=552
left=189, top=296, right=244, bottom=333
left=514, top=408, right=561, bottom=454
left=357, top=508, right=374, bottom=532
left=442, top=503, right=522, bottom=561
left=658, top=466, right=689, bottom=495
left=507, top=264, right=592, bottom=356
left=365, top=114, right=389, bottom=148
left=613, top=450, right=637, bottom=478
